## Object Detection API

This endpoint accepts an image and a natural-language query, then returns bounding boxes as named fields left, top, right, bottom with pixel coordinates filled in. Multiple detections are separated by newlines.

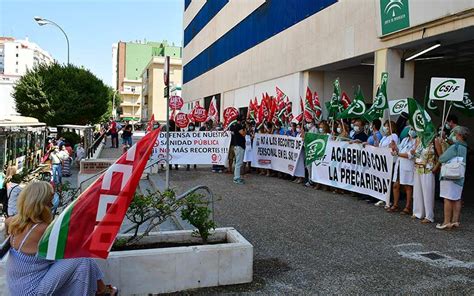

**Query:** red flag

left=146, top=114, right=155, bottom=132
left=312, top=91, right=322, bottom=120
left=207, top=96, right=219, bottom=122
left=304, top=88, right=316, bottom=122
left=38, top=129, right=161, bottom=259
left=341, top=92, right=351, bottom=109
left=223, top=107, right=239, bottom=129
left=306, top=87, right=315, bottom=110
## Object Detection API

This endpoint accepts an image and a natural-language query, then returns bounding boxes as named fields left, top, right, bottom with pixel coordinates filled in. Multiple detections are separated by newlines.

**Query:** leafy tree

left=13, top=63, right=111, bottom=126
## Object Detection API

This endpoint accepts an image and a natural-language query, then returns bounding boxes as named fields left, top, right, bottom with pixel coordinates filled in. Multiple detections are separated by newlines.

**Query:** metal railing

left=87, top=133, right=105, bottom=159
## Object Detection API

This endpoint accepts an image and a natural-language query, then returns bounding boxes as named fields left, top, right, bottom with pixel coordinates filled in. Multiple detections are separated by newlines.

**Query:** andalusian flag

left=407, top=98, right=435, bottom=148
left=452, top=92, right=474, bottom=116
left=38, top=128, right=161, bottom=259
left=363, top=72, right=389, bottom=122
left=304, top=133, right=329, bottom=166
left=337, top=86, right=367, bottom=119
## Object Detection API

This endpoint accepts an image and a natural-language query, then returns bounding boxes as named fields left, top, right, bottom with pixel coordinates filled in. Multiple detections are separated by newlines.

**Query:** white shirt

left=379, top=134, right=399, bottom=148
left=7, top=182, right=22, bottom=216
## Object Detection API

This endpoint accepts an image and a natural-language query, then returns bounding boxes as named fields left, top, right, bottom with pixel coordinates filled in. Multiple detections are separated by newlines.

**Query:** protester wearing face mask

left=412, top=133, right=438, bottom=224
left=336, top=122, right=350, bottom=141
left=366, top=119, right=382, bottom=147
left=434, top=126, right=469, bottom=230
left=287, top=122, right=299, bottom=137
left=349, top=119, right=356, bottom=138
left=350, top=119, right=368, bottom=143
left=306, top=121, right=318, bottom=133
left=387, top=126, right=417, bottom=215
left=375, top=120, right=398, bottom=208
left=318, top=121, right=330, bottom=135
left=444, top=114, right=459, bottom=145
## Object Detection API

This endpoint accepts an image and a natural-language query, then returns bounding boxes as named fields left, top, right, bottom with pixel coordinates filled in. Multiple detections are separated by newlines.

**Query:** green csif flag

left=337, top=86, right=367, bottom=119
left=424, top=86, right=439, bottom=116
left=407, top=98, right=436, bottom=148
left=304, top=133, right=329, bottom=166
left=451, top=92, right=474, bottom=116
left=328, top=78, right=343, bottom=117
left=363, top=72, right=389, bottom=122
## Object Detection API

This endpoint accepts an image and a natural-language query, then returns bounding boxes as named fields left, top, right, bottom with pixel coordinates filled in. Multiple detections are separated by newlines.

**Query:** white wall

left=0, top=76, right=20, bottom=116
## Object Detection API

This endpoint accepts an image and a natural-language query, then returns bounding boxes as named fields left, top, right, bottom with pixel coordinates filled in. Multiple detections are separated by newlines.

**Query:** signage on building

left=380, top=0, right=410, bottom=35
left=429, top=78, right=465, bottom=102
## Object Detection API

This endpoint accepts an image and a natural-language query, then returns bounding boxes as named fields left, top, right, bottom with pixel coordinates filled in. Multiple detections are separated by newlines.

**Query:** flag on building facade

left=38, top=128, right=161, bottom=260
left=407, top=98, right=436, bottom=148
left=304, top=133, right=328, bottom=165
left=337, top=86, right=367, bottom=119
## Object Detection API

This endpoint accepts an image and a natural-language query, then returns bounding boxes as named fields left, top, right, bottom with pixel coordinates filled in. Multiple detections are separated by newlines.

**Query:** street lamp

left=112, top=90, right=118, bottom=120
left=34, top=16, right=70, bottom=64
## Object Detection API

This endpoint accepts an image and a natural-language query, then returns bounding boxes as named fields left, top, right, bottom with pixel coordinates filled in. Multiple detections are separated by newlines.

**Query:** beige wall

left=143, top=57, right=183, bottom=122
left=183, top=0, right=474, bottom=103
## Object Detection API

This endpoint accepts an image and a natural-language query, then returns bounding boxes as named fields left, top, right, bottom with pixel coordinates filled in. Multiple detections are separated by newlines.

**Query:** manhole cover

left=420, top=252, right=445, bottom=260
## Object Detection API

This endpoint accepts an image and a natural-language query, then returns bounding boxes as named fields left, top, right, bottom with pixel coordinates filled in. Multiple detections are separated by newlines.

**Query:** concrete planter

left=96, top=228, right=253, bottom=295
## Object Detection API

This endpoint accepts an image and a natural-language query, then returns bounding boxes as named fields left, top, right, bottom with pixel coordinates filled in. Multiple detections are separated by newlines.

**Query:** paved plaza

left=164, top=167, right=474, bottom=295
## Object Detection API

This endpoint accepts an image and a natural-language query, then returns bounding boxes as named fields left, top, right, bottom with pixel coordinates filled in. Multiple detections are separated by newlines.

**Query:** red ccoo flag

left=146, top=114, right=155, bottom=132
left=38, top=129, right=161, bottom=259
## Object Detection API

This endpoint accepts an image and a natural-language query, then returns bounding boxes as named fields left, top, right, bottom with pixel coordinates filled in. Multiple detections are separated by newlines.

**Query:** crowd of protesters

left=208, top=113, right=469, bottom=231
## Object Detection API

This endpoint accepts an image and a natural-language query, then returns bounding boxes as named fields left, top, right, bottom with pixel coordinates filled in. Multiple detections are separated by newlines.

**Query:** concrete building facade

left=0, top=37, right=54, bottom=116
left=182, top=0, right=474, bottom=127
left=141, top=57, right=183, bottom=122
left=113, top=40, right=183, bottom=121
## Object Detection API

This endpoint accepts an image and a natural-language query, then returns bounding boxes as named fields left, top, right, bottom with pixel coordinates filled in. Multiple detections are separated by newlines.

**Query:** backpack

left=0, top=184, right=19, bottom=217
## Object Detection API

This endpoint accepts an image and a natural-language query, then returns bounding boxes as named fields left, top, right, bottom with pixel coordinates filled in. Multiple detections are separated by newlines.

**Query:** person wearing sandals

left=387, top=126, right=416, bottom=214
left=5, top=181, right=118, bottom=295
left=434, top=126, right=469, bottom=230
left=411, top=137, right=438, bottom=223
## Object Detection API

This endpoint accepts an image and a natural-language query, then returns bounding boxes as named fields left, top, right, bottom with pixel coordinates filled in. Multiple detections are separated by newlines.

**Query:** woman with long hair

left=6, top=181, right=117, bottom=295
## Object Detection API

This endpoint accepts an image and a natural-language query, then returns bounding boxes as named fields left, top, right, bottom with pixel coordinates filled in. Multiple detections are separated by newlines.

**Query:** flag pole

left=164, top=56, right=170, bottom=190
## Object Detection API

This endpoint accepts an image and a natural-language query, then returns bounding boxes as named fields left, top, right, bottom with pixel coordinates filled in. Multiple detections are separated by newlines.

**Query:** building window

left=16, top=61, right=18, bottom=65
left=16, top=54, right=18, bottom=57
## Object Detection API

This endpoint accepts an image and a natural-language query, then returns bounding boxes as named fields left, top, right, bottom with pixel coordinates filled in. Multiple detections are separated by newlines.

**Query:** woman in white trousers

left=412, top=139, right=437, bottom=223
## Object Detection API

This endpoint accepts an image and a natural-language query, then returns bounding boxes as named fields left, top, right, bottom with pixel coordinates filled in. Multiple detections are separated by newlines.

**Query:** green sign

left=304, top=133, right=328, bottom=166
left=380, top=0, right=410, bottom=35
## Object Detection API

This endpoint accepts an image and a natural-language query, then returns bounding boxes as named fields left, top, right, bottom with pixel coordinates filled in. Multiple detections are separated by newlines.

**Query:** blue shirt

left=368, top=131, right=382, bottom=146
left=273, top=128, right=286, bottom=135
left=286, top=130, right=299, bottom=137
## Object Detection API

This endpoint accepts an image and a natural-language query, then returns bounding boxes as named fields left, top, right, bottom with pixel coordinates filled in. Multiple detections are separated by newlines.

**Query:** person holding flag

left=5, top=181, right=117, bottom=295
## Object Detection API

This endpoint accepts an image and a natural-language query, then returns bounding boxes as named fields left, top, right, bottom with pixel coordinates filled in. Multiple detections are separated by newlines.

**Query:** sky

left=0, top=0, right=184, bottom=87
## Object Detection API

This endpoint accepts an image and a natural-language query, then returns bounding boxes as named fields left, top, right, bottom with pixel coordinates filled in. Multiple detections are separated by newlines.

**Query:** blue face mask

left=409, top=130, right=417, bottom=138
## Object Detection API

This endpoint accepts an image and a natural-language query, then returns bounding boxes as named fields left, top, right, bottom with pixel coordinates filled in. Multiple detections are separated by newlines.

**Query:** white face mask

left=305, top=124, right=312, bottom=129
left=382, top=126, right=388, bottom=135
left=353, top=126, right=360, bottom=133
left=336, top=127, right=342, bottom=133
left=409, top=130, right=417, bottom=138
left=296, top=128, right=301, bottom=133
left=319, top=128, right=324, bottom=133
left=350, top=123, right=354, bottom=129
left=445, top=123, right=451, bottom=130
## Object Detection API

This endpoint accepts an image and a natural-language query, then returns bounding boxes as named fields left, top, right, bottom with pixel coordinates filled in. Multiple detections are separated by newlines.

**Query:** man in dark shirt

left=350, top=119, right=368, bottom=143
left=231, top=115, right=246, bottom=184
left=122, top=122, right=133, bottom=148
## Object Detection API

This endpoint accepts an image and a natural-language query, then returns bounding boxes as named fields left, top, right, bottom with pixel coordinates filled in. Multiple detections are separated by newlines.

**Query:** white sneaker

left=375, top=201, right=385, bottom=207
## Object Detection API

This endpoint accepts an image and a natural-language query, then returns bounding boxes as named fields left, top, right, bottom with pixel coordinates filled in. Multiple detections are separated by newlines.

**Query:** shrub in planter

left=116, top=189, right=215, bottom=248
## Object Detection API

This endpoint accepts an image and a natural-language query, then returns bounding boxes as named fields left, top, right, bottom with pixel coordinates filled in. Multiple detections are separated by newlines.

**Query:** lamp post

left=34, top=16, right=69, bottom=64
left=112, top=90, right=118, bottom=120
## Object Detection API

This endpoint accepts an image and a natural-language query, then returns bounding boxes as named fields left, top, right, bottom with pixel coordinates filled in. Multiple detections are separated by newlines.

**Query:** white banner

left=311, top=141, right=394, bottom=202
left=251, top=134, right=305, bottom=177
left=151, top=131, right=231, bottom=165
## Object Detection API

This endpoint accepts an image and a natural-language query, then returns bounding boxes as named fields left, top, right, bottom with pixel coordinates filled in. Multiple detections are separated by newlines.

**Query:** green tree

left=14, top=63, right=111, bottom=126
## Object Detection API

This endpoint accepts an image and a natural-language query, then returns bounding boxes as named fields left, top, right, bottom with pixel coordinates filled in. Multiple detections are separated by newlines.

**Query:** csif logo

left=307, top=139, right=326, bottom=157
left=434, top=79, right=460, bottom=99
left=392, top=100, right=407, bottom=114
left=412, top=110, right=425, bottom=132
left=348, top=100, right=366, bottom=116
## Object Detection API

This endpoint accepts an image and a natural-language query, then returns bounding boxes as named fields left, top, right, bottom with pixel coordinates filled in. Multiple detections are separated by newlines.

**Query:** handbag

left=441, top=143, right=466, bottom=180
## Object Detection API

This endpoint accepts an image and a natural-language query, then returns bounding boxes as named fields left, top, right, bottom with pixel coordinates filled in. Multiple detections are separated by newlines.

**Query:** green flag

left=407, top=98, right=436, bottom=148
left=328, top=78, right=343, bottom=117
left=424, top=86, right=439, bottom=116
left=363, top=72, right=389, bottom=122
left=337, top=86, right=367, bottom=119
left=451, top=92, right=474, bottom=116
left=304, top=133, right=329, bottom=166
